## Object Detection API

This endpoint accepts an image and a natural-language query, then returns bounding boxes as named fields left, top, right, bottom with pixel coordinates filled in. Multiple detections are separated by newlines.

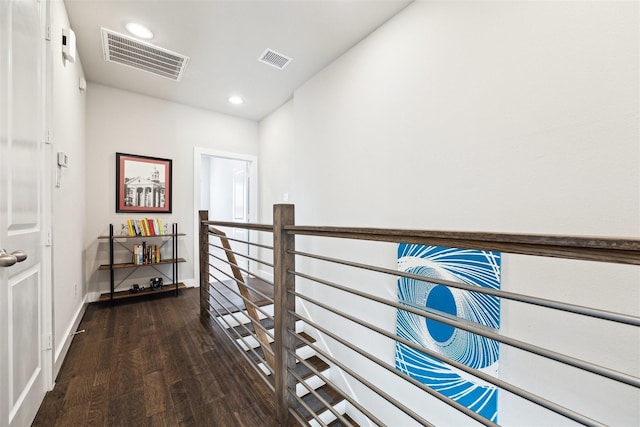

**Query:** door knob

left=0, top=249, right=28, bottom=267
left=0, top=250, right=17, bottom=267
left=11, top=250, right=27, bottom=262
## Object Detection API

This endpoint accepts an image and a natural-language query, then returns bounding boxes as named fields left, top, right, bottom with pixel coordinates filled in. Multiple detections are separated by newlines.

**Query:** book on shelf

left=121, top=218, right=168, bottom=237
left=146, top=218, right=155, bottom=236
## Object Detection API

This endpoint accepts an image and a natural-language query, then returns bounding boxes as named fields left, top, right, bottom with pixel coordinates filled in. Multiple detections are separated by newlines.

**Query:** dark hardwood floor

left=33, top=288, right=276, bottom=427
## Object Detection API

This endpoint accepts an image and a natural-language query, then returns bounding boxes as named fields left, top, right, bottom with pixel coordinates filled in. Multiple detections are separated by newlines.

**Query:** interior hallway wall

left=259, top=1, right=639, bottom=425
left=258, top=100, right=295, bottom=279
left=50, top=0, right=87, bottom=376
left=259, top=99, right=295, bottom=225
left=85, top=84, right=259, bottom=299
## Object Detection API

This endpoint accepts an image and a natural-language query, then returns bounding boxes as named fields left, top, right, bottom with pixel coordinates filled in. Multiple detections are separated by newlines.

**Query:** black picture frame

left=116, top=152, right=172, bottom=213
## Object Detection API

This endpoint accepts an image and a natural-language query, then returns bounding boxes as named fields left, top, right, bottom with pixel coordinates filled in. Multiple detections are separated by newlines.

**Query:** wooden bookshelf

left=98, top=233, right=186, bottom=239
left=98, top=283, right=187, bottom=302
left=98, top=258, right=186, bottom=270
left=99, top=223, right=185, bottom=304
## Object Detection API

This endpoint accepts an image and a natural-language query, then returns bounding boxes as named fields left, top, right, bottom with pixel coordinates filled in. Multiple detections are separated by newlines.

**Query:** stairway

left=216, top=303, right=357, bottom=426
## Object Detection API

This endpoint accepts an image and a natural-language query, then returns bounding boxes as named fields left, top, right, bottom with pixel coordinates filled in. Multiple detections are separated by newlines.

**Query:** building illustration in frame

left=124, top=166, right=165, bottom=208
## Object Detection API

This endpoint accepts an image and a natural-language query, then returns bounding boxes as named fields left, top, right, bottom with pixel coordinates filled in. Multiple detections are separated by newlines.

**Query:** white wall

left=85, top=84, right=259, bottom=297
left=50, top=0, right=87, bottom=376
left=259, top=99, right=295, bottom=224
left=259, top=1, right=639, bottom=425
left=257, top=100, right=295, bottom=279
left=293, top=1, right=638, bottom=234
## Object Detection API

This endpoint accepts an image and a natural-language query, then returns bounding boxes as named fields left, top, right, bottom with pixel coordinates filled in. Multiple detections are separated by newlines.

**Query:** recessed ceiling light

left=125, top=22, right=153, bottom=40
left=228, top=96, right=244, bottom=105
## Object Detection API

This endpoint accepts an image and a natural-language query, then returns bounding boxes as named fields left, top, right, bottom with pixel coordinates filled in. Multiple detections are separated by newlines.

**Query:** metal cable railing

left=201, top=222, right=277, bottom=373
left=199, top=207, right=640, bottom=427
left=291, top=270, right=637, bottom=389
left=206, top=268, right=275, bottom=340
left=291, top=249, right=640, bottom=327
left=202, top=286, right=275, bottom=375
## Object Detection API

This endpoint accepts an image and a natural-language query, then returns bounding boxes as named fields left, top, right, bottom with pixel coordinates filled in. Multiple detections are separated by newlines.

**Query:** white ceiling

left=64, top=0, right=413, bottom=121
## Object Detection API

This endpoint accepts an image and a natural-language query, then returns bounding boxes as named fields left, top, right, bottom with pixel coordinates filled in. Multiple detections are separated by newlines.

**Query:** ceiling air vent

left=258, top=48, right=292, bottom=70
left=101, top=28, right=189, bottom=82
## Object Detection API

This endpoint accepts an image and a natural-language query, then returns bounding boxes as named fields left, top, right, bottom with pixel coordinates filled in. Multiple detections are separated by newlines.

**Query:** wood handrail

left=202, top=220, right=640, bottom=265
left=285, top=226, right=640, bottom=265
left=202, top=220, right=274, bottom=232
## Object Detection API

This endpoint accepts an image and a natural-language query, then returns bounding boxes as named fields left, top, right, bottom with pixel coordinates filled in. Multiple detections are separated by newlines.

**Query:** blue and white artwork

left=395, top=244, right=501, bottom=422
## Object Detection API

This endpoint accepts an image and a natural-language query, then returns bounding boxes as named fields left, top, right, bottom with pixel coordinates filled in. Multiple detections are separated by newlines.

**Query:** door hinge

left=44, top=129, right=52, bottom=144
left=44, top=334, right=52, bottom=350
left=45, top=25, right=51, bottom=41
left=45, top=231, right=52, bottom=247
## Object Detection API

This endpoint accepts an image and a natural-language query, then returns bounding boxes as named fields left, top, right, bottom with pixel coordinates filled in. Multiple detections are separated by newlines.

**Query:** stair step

left=327, top=413, right=359, bottom=427
left=296, top=367, right=331, bottom=397
left=247, top=337, right=313, bottom=360
left=254, top=343, right=317, bottom=376
left=307, top=400, right=350, bottom=427
left=297, top=383, right=344, bottom=421
left=230, top=317, right=275, bottom=338
left=235, top=321, right=304, bottom=351
left=215, top=303, right=274, bottom=329
left=295, top=354, right=329, bottom=381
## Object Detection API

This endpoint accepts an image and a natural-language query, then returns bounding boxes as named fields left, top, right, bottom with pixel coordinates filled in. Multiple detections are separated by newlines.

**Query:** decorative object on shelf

left=116, top=152, right=172, bottom=213
left=149, top=277, right=163, bottom=290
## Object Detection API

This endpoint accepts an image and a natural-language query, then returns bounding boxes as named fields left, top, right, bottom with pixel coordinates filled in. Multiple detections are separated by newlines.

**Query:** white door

left=0, top=0, right=49, bottom=426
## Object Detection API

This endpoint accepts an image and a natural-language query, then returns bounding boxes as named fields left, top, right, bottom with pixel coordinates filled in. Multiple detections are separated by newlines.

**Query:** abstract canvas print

left=395, top=244, right=501, bottom=422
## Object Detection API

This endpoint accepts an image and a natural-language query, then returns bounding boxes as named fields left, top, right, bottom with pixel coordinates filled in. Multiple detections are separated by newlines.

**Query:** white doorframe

left=193, top=147, right=258, bottom=288
left=41, top=0, right=54, bottom=391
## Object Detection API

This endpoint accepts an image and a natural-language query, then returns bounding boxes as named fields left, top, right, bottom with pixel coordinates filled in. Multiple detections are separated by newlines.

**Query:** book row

left=132, top=243, right=161, bottom=265
left=124, top=218, right=166, bottom=236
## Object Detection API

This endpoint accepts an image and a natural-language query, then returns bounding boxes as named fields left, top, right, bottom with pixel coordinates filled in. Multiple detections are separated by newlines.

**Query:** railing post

left=199, top=210, right=210, bottom=320
left=274, top=204, right=295, bottom=425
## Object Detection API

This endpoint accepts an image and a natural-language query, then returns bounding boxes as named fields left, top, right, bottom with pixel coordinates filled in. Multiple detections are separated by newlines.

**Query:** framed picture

left=116, top=152, right=172, bottom=213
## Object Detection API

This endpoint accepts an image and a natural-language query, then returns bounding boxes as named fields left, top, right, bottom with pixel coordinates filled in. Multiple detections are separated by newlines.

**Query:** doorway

left=193, top=148, right=258, bottom=287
